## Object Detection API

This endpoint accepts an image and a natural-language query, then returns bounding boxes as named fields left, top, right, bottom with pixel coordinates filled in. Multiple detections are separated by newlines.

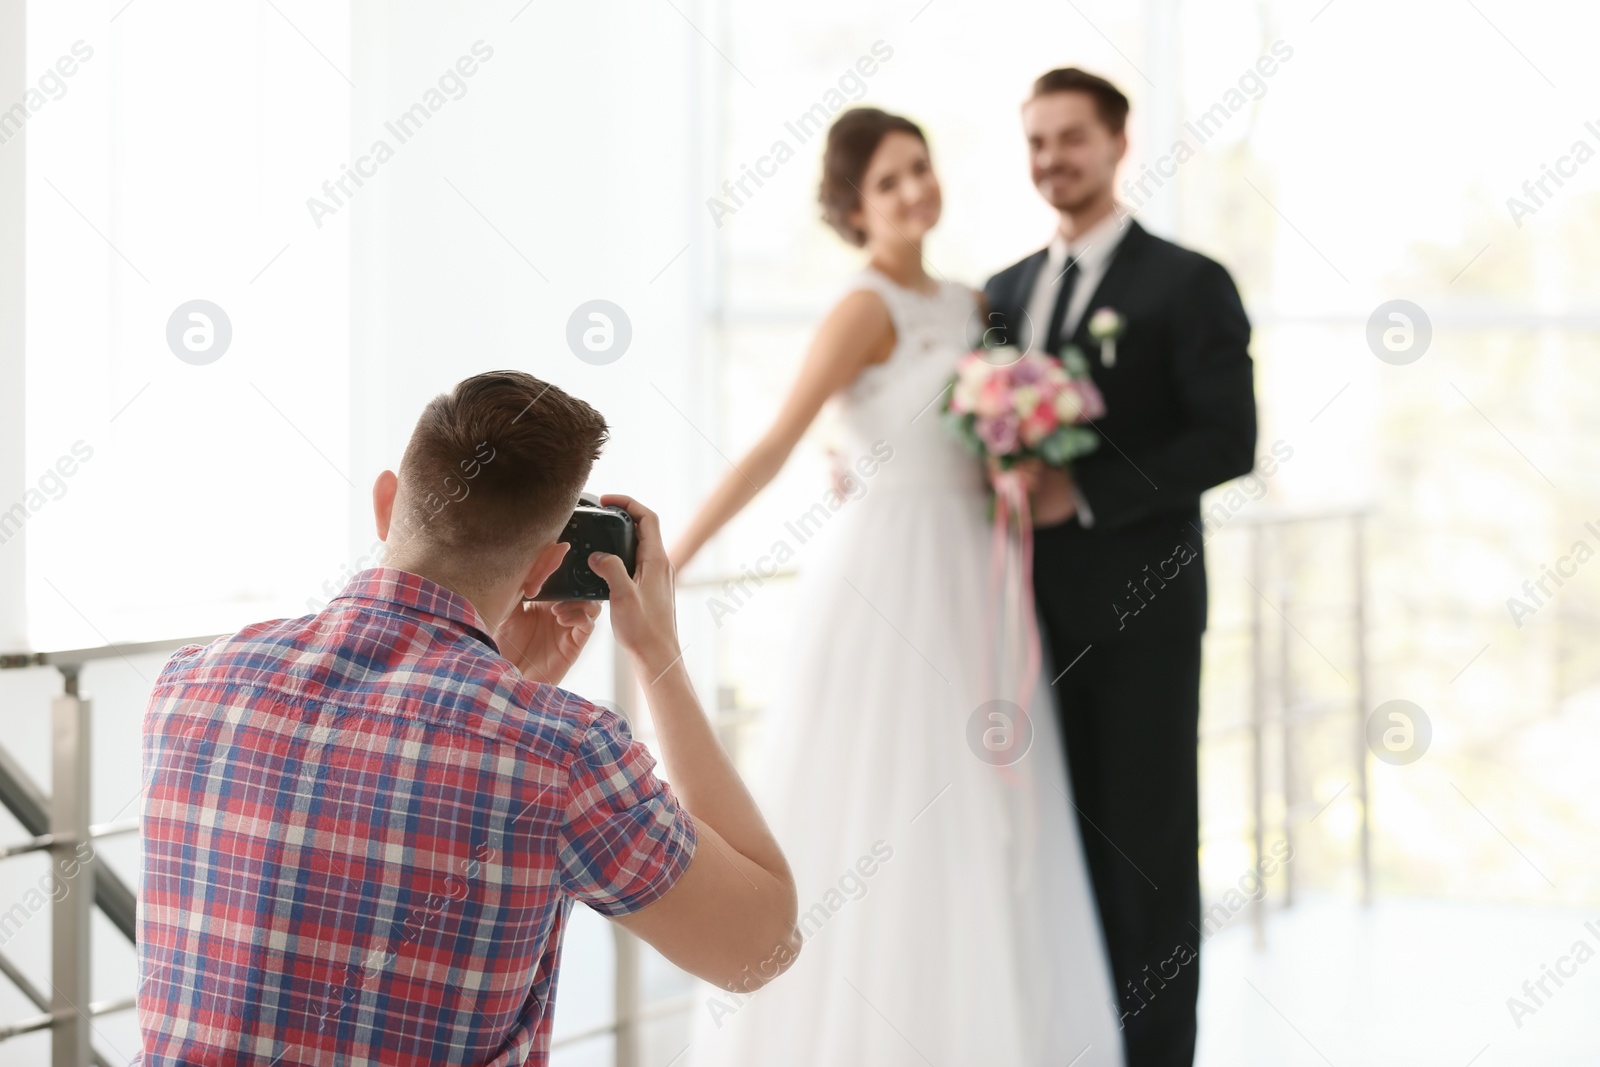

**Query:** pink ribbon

left=984, top=469, right=1043, bottom=728
left=984, top=468, right=1043, bottom=894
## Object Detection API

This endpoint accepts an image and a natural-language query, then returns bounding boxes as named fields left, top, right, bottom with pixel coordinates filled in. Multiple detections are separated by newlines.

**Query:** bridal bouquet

left=941, top=345, right=1105, bottom=469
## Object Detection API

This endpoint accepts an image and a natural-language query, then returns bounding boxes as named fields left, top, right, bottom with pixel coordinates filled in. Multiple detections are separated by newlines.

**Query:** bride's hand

left=996, top=456, right=1045, bottom=494
left=827, top=447, right=853, bottom=498
left=988, top=455, right=1046, bottom=495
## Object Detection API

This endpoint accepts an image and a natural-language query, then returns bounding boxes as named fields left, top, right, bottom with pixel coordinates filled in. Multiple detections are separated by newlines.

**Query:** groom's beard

left=1041, top=178, right=1113, bottom=217
left=1037, top=170, right=1095, bottom=211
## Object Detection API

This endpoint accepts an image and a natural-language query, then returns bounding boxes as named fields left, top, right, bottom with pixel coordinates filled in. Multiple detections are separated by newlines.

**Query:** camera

left=530, top=494, right=637, bottom=601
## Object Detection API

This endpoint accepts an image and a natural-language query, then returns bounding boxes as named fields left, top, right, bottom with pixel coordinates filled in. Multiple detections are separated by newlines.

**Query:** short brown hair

left=394, top=371, right=608, bottom=579
left=818, top=107, right=926, bottom=247
left=1029, top=68, right=1130, bottom=136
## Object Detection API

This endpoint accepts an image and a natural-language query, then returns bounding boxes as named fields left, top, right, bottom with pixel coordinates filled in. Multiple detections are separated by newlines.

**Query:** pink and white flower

left=940, top=347, right=1106, bottom=470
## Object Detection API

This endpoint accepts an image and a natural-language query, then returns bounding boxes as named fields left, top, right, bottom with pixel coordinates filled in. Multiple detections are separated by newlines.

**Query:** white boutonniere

left=1086, top=307, right=1125, bottom=367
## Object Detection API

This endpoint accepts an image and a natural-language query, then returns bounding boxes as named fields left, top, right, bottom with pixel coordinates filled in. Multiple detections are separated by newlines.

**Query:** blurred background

left=2, top=0, right=1598, bottom=1064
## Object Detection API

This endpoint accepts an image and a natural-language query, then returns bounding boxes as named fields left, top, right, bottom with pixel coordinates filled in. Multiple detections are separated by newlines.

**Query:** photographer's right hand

left=588, top=494, right=683, bottom=680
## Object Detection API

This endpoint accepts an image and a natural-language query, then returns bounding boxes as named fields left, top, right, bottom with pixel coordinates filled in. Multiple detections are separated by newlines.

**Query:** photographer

left=134, top=371, right=800, bottom=1066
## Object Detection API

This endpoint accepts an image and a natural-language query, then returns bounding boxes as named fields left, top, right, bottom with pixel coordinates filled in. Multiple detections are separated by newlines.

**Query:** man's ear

left=519, top=540, right=571, bottom=601
left=373, top=470, right=398, bottom=540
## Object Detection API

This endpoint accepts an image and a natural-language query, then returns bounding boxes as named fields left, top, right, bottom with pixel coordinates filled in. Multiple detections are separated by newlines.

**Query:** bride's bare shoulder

left=829, top=283, right=892, bottom=321
left=816, top=286, right=896, bottom=367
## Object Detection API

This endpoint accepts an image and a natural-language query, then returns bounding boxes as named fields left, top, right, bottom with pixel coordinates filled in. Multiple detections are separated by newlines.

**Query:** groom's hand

left=993, top=457, right=1077, bottom=527
left=998, top=457, right=1075, bottom=527
left=1031, top=464, right=1078, bottom=526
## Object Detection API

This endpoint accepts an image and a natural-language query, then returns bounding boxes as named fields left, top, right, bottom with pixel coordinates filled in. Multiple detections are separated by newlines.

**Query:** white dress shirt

left=1021, top=208, right=1130, bottom=528
left=1022, top=207, right=1130, bottom=356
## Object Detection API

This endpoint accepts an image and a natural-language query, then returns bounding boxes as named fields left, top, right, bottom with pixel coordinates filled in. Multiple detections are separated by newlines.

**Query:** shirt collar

left=331, top=566, right=501, bottom=654
left=1046, top=203, right=1131, bottom=276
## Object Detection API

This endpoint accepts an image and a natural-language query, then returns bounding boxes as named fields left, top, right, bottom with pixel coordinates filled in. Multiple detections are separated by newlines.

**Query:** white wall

left=344, top=0, right=704, bottom=554
left=0, top=1, right=705, bottom=1062
left=1, top=0, right=25, bottom=648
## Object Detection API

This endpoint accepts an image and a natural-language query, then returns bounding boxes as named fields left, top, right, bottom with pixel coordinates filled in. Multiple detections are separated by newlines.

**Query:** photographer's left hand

left=495, top=597, right=602, bottom=687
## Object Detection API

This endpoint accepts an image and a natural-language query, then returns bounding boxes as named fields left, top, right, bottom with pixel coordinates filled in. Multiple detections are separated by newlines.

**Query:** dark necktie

left=1043, top=254, right=1080, bottom=356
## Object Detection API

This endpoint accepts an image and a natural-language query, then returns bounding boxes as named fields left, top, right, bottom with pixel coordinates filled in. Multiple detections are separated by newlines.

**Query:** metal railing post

left=1249, top=525, right=1266, bottom=950
left=1277, top=534, right=1295, bottom=910
left=52, top=668, right=94, bottom=1067
left=613, top=930, right=641, bottom=1067
left=611, top=646, right=642, bottom=1067
left=1352, top=514, right=1372, bottom=907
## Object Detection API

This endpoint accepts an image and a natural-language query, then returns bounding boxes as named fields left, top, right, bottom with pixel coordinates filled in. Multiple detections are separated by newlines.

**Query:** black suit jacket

left=983, top=219, right=1257, bottom=643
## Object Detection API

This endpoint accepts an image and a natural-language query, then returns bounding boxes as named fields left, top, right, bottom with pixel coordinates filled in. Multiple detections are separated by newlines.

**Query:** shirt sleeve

left=556, top=703, right=698, bottom=917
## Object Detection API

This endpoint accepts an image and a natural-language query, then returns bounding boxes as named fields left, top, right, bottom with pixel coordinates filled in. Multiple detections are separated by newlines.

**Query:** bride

left=670, top=107, right=1124, bottom=1066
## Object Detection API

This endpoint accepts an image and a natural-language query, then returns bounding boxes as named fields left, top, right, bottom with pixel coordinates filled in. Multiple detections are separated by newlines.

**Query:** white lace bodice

left=834, top=267, right=987, bottom=494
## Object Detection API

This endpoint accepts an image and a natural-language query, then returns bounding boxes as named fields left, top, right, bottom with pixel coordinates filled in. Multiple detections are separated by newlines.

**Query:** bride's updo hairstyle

left=818, top=107, right=926, bottom=247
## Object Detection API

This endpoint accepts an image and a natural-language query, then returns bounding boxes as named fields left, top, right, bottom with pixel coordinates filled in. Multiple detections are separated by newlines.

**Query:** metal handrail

left=0, top=709, right=140, bottom=950
left=0, top=818, right=141, bottom=861
left=550, top=992, right=696, bottom=1053
left=0, top=633, right=215, bottom=1065
left=0, top=636, right=221, bottom=943
left=0, top=633, right=224, bottom=671
left=0, top=998, right=136, bottom=1042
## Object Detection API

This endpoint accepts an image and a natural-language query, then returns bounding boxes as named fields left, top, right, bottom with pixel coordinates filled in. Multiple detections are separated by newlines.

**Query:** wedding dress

left=687, top=266, right=1124, bottom=1067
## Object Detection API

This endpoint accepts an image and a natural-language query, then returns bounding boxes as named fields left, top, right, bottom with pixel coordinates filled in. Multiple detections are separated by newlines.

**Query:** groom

left=983, top=68, right=1257, bottom=1066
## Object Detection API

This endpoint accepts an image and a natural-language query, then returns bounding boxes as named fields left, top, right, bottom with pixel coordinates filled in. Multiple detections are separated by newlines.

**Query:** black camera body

left=531, top=495, right=637, bottom=601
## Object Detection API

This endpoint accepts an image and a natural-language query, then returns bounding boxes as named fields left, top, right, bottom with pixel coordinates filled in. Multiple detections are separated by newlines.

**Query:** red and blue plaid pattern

left=133, top=567, right=696, bottom=1066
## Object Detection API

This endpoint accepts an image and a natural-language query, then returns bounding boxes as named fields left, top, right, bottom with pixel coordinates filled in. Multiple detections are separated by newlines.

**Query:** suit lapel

left=1067, top=219, right=1147, bottom=350
left=1014, top=247, right=1048, bottom=315
left=999, top=248, right=1046, bottom=351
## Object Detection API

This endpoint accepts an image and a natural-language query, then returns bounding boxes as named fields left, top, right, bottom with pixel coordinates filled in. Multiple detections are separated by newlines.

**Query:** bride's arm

left=669, top=289, right=895, bottom=570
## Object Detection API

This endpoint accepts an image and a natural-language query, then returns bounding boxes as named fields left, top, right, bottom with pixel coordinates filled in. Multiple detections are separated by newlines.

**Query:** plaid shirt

left=133, top=567, right=696, bottom=1066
